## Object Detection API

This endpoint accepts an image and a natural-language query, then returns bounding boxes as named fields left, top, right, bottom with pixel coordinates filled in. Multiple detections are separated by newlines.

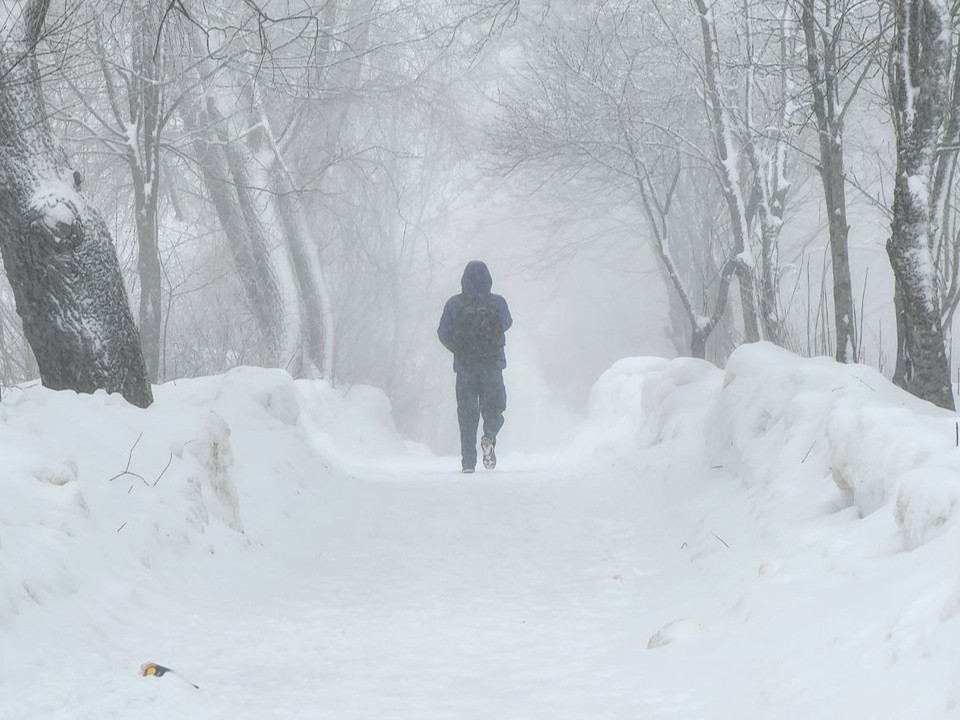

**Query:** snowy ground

left=4, top=345, right=960, bottom=718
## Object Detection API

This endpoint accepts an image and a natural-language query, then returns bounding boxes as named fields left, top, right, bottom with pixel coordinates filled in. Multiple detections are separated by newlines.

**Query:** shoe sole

left=481, top=436, right=496, bottom=469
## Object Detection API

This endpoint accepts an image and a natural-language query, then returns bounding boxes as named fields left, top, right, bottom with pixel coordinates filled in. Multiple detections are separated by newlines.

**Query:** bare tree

left=634, top=163, right=740, bottom=359
left=173, top=0, right=519, bottom=379
left=0, top=1, right=152, bottom=406
left=174, top=4, right=343, bottom=376
left=489, top=1, right=743, bottom=358
left=694, top=0, right=763, bottom=344
left=795, top=0, right=884, bottom=362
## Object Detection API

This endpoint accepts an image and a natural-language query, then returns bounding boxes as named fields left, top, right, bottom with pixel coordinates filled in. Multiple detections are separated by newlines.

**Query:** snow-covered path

left=6, top=444, right=959, bottom=719
left=208, top=461, right=673, bottom=719
left=4, top=448, right=757, bottom=720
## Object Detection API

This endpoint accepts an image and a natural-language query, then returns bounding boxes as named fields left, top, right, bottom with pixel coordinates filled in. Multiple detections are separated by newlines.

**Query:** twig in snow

left=107, top=434, right=177, bottom=488
left=116, top=522, right=127, bottom=533
left=107, top=432, right=148, bottom=485
left=711, top=532, right=730, bottom=549
left=801, top=440, right=816, bottom=463
left=152, top=452, right=174, bottom=487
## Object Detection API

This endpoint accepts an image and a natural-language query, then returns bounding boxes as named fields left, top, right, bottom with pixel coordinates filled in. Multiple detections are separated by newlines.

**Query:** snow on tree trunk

left=748, top=139, right=788, bottom=347
left=743, top=1, right=792, bottom=349
left=0, top=0, right=152, bottom=407
left=220, top=115, right=303, bottom=372
left=695, top=0, right=761, bottom=344
left=887, top=0, right=955, bottom=410
left=258, top=115, right=335, bottom=378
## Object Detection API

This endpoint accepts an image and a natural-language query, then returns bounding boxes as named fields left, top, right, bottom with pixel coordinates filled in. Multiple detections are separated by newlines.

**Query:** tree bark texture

left=0, top=0, right=152, bottom=406
left=887, top=0, right=955, bottom=410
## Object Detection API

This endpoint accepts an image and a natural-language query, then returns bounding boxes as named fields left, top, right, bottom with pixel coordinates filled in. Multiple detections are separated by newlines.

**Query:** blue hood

left=461, top=260, right=493, bottom=295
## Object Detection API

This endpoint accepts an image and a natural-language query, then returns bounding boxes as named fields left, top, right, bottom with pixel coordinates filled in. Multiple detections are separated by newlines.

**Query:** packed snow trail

left=5, top=450, right=734, bottom=719
left=6, top=448, right=951, bottom=720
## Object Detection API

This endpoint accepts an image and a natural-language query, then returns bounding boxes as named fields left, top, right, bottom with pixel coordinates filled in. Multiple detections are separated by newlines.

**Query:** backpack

left=453, top=294, right=505, bottom=367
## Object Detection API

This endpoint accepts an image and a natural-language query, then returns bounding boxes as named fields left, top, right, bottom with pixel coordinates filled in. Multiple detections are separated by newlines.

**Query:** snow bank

left=0, top=368, right=408, bottom=626
left=585, top=342, right=960, bottom=550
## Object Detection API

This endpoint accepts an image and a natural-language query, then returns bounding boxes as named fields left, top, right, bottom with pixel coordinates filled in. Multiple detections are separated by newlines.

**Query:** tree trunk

left=821, top=146, right=857, bottom=362
left=129, top=2, right=164, bottom=381
left=133, top=172, right=161, bottom=380
left=0, top=0, right=152, bottom=407
left=799, top=0, right=858, bottom=363
left=887, top=0, right=955, bottom=410
left=691, top=330, right=707, bottom=359
left=892, top=275, right=913, bottom=387
left=750, top=148, right=789, bottom=346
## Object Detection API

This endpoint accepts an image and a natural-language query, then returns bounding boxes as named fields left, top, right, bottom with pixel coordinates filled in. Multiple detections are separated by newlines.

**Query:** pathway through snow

left=3, top=447, right=764, bottom=719
left=4, top=442, right=959, bottom=719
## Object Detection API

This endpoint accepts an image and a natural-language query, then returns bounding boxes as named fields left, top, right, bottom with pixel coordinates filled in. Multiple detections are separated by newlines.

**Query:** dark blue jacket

left=438, top=260, right=513, bottom=373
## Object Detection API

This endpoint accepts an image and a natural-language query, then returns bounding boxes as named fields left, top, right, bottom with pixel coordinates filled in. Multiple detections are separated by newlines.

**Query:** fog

left=0, top=0, right=955, bottom=442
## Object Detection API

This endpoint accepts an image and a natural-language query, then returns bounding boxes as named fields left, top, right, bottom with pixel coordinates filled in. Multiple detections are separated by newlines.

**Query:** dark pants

left=456, top=367, right=506, bottom=469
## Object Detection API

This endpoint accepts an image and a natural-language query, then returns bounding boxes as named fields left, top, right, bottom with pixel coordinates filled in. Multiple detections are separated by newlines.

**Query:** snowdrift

left=585, top=342, right=960, bottom=551
left=0, top=368, right=408, bottom=627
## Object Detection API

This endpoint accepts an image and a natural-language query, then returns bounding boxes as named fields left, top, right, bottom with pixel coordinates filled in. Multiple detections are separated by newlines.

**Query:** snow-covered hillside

left=3, top=346, right=960, bottom=718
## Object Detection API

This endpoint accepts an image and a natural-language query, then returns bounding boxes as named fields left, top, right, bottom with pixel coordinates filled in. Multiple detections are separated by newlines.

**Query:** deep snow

left=3, top=345, right=960, bottom=718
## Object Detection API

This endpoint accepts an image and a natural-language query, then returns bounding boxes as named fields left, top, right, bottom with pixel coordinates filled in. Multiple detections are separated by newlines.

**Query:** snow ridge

left=588, top=343, right=960, bottom=551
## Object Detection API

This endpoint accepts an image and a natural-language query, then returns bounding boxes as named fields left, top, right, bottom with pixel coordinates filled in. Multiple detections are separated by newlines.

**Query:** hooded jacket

left=437, top=260, right=513, bottom=372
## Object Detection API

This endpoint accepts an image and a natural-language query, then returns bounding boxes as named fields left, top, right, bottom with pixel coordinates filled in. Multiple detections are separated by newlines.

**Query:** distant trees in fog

left=0, top=0, right=518, bottom=404
left=492, top=0, right=960, bottom=410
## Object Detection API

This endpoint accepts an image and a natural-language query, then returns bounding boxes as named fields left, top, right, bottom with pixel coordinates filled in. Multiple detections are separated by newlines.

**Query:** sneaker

left=462, top=466, right=475, bottom=474
left=481, top=436, right=496, bottom=469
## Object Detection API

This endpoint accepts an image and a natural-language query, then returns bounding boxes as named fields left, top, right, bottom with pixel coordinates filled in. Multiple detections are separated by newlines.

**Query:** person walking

left=437, top=260, right=513, bottom=473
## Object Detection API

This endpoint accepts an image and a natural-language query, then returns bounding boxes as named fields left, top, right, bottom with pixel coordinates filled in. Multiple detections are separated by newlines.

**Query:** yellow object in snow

left=140, top=662, right=172, bottom=678
left=140, top=661, right=200, bottom=689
